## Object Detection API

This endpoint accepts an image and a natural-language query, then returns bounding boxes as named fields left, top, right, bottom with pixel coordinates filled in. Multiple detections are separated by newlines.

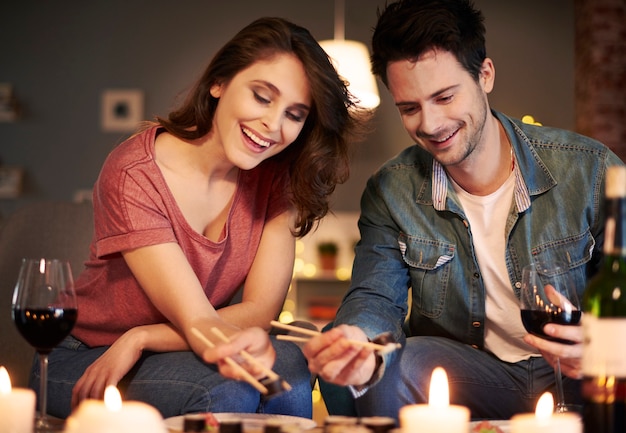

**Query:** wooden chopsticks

left=270, top=320, right=401, bottom=354
left=190, top=327, right=269, bottom=394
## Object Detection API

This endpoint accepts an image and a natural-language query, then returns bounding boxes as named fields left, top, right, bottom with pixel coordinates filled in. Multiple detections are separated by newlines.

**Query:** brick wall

left=575, top=0, right=626, bottom=160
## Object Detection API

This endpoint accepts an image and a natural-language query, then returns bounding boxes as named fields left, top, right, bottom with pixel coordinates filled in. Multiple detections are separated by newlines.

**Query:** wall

left=0, top=0, right=574, bottom=217
left=574, top=0, right=626, bottom=158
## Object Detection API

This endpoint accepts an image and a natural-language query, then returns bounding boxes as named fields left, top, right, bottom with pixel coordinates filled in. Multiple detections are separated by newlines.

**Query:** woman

left=38, top=17, right=367, bottom=419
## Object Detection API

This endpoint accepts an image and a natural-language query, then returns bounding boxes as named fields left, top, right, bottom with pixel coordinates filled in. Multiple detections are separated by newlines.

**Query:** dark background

left=0, top=0, right=574, bottom=216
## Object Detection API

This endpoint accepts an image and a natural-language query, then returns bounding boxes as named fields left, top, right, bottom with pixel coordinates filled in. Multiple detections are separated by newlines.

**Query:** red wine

left=13, top=307, right=77, bottom=354
left=520, top=309, right=581, bottom=344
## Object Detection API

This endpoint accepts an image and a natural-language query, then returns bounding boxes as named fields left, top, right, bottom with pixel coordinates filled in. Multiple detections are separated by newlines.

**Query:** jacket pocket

left=531, top=228, right=595, bottom=292
left=398, top=233, right=456, bottom=318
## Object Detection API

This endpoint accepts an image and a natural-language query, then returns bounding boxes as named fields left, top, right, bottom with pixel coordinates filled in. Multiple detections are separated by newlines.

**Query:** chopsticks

left=270, top=320, right=401, bottom=354
left=210, top=327, right=292, bottom=391
left=190, top=327, right=268, bottom=394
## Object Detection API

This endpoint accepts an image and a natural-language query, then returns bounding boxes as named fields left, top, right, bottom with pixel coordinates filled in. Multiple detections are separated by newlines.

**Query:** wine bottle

left=582, top=165, right=626, bottom=433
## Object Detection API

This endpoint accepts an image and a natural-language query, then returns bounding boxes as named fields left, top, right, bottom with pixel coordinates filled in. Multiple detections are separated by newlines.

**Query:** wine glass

left=11, top=258, right=78, bottom=432
left=520, top=260, right=581, bottom=413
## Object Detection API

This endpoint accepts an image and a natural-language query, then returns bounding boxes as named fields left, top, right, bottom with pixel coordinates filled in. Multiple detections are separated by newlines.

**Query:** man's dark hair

left=371, top=0, right=486, bottom=86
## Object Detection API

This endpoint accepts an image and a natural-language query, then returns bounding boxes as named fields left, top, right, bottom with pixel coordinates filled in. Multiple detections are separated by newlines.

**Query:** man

left=302, top=0, right=623, bottom=421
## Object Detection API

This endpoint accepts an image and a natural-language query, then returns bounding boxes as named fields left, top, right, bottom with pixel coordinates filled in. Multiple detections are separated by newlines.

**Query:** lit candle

left=510, top=392, right=582, bottom=433
left=0, top=366, right=36, bottom=433
left=64, top=385, right=167, bottom=433
left=399, top=367, right=470, bottom=433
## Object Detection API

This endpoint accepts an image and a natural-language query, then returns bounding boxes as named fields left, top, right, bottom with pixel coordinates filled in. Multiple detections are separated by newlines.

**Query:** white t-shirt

left=452, top=171, right=538, bottom=362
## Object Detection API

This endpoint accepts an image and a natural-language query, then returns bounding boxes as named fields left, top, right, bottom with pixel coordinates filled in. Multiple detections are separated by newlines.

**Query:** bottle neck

left=603, top=197, right=626, bottom=257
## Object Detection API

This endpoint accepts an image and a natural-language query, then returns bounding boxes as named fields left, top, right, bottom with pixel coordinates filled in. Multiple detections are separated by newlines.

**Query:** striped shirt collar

left=431, top=157, right=531, bottom=212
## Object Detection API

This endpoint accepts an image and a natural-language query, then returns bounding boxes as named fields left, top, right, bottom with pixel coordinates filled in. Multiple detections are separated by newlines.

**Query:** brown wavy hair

left=155, top=17, right=369, bottom=237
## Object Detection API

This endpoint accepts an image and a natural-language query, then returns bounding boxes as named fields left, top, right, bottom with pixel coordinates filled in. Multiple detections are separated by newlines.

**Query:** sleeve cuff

left=347, top=333, right=395, bottom=397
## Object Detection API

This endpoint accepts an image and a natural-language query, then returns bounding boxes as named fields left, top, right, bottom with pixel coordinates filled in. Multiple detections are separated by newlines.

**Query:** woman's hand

left=70, top=329, right=145, bottom=409
left=523, top=323, right=583, bottom=379
left=70, top=323, right=189, bottom=409
left=303, top=324, right=378, bottom=386
left=197, top=327, right=276, bottom=380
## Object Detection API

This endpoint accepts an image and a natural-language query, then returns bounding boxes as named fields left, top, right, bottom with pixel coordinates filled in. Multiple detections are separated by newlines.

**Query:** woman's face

left=210, top=53, right=312, bottom=170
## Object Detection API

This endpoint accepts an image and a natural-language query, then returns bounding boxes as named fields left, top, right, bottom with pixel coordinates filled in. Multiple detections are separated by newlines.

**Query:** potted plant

left=317, top=241, right=339, bottom=271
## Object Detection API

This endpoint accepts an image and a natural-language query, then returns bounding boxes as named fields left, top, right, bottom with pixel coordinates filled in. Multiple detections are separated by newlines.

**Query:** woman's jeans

left=354, top=336, right=582, bottom=420
left=31, top=335, right=313, bottom=419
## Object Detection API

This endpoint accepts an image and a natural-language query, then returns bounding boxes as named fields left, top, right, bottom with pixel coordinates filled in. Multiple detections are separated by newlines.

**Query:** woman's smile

left=241, top=125, right=274, bottom=151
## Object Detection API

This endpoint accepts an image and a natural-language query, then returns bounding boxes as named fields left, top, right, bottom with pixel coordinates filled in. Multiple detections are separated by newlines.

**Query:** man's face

left=386, top=49, right=495, bottom=168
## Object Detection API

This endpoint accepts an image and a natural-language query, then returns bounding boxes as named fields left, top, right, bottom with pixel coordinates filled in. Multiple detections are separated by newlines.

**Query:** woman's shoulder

left=99, top=126, right=160, bottom=178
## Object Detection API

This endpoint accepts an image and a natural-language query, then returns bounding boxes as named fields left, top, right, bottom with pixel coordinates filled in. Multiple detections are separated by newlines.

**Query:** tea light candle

left=399, top=367, right=470, bottom=433
left=0, top=366, right=36, bottom=433
left=511, top=392, right=582, bottom=433
left=64, top=385, right=167, bottom=433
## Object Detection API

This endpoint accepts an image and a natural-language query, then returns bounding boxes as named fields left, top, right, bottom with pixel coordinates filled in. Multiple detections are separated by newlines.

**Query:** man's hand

left=524, top=323, right=583, bottom=379
left=302, top=324, right=378, bottom=386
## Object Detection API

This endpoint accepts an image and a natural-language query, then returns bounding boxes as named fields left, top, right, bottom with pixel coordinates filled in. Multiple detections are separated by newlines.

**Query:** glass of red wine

left=12, top=258, right=78, bottom=432
left=520, top=260, right=581, bottom=413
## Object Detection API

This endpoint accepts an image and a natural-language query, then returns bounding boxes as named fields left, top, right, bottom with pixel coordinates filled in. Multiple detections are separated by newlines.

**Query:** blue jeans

left=32, top=335, right=313, bottom=419
left=353, top=336, right=581, bottom=420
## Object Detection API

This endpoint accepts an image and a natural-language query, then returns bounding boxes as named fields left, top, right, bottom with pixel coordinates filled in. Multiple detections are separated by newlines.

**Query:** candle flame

left=104, top=385, right=123, bottom=411
left=0, top=366, right=11, bottom=394
left=535, top=392, right=554, bottom=420
left=39, top=258, right=46, bottom=274
left=428, top=367, right=449, bottom=409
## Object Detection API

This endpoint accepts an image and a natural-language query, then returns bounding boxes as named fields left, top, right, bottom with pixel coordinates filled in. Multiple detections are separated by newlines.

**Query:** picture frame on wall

left=0, top=166, right=24, bottom=198
left=101, top=89, right=144, bottom=132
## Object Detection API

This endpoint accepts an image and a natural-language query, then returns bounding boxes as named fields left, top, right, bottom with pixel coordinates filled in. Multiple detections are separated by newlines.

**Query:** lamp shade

left=319, top=39, right=380, bottom=109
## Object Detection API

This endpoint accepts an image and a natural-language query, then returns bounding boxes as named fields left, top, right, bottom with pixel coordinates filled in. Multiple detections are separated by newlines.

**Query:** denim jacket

left=335, top=110, right=623, bottom=367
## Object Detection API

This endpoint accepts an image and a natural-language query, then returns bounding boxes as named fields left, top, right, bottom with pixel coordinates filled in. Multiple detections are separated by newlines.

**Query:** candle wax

left=0, top=387, right=36, bottom=433
left=510, top=412, right=582, bottom=433
left=64, top=399, right=167, bottom=433
left=399, top=404, right=470, bottom=433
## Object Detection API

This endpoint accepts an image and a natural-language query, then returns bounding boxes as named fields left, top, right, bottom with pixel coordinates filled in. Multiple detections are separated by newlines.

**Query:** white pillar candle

left=64, top=385, right=167, bottom=433
left=0, top=366, right=36, bottom=433
left=399, top=367, right=470, bottom=433
left=511, top=392, right=582, bottom=433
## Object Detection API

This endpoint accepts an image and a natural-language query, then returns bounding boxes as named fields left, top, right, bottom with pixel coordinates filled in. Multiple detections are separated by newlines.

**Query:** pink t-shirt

left=72, top=127, right=290, bottom=347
